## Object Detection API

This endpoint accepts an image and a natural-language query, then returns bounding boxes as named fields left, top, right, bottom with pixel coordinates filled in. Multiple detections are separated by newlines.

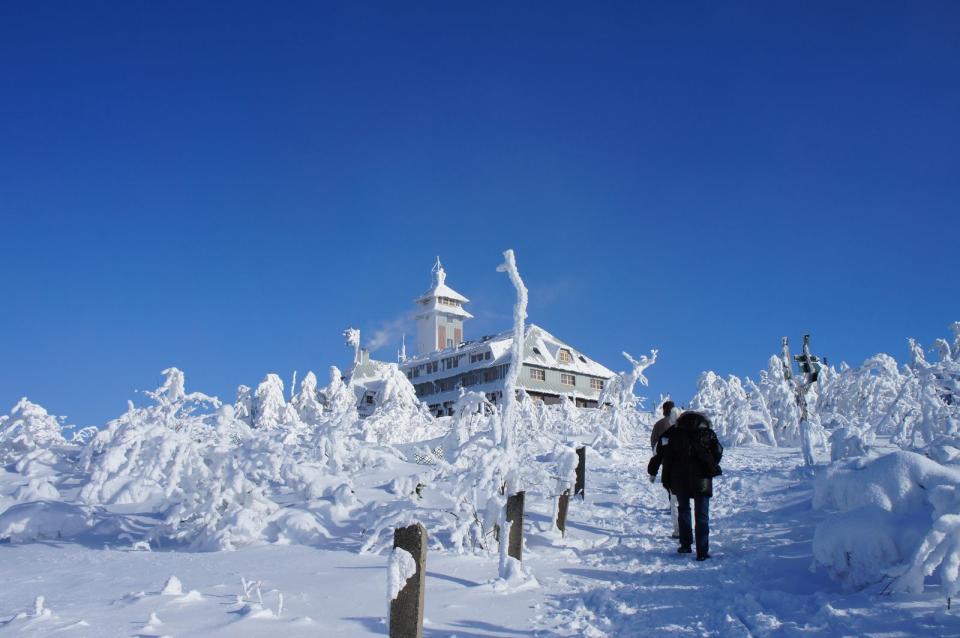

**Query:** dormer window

left=558, top=349, right=572, bottom=364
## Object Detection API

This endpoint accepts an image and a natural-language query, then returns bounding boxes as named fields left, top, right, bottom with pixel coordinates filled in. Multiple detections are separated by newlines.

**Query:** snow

left=0, top=295, right=958, bottom=636
left=386, top=546, right=417, bottom=602
left=1, top=444, right=957, bottom=636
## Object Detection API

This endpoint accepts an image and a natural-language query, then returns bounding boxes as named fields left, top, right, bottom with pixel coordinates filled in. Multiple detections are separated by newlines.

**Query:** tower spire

left=432, top=256, right=446, bottom=286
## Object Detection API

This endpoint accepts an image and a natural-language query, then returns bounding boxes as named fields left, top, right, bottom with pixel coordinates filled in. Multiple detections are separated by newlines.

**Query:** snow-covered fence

left=389, top=523, right=426, bottom=638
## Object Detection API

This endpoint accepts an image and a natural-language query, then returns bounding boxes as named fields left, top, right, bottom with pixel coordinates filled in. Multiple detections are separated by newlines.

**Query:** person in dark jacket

left=650, top=411, right=723, bottom=561
left=647, top=400, right=679, bottom=538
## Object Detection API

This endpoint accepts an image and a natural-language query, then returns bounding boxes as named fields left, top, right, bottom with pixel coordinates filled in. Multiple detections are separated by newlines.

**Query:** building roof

left=401, top=323, right=616, bottom=379
left=413, top=257, right=470, bottom=305
left=414, top=298, right=474, bottom=319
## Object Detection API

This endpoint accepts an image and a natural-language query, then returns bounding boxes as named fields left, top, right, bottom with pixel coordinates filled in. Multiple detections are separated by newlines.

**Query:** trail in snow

left=525, top=446, right=959, bottom=637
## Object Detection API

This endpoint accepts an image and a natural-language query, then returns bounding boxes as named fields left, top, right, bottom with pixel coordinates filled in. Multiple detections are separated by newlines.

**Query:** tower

left=414, top=257, right=473, bottom=355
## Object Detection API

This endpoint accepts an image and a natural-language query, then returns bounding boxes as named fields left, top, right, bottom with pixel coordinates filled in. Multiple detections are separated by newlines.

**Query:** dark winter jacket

left=657, top=412, right=723, bottom=497
left=647, top=424, right=675, bottom=491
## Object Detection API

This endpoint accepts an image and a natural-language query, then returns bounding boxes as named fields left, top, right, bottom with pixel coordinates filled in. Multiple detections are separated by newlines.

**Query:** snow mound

left=0, top=500, right=93, bottom=542
left=812, top=451, right=960, bottom=590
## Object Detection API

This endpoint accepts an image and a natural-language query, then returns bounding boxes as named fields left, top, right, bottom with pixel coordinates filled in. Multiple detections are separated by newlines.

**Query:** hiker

left=647, top=400, right=680, bottom=538
left=650, top=411, right=723, bottom=561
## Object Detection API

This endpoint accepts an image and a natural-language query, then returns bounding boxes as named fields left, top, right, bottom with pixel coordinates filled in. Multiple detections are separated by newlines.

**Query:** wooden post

left=506, top=491, right=525, bottom=562
left=555, top=489, right=570, bottom=537
left=390, top=523, right=426, bottom=638
left=575, top=446, right=586, bottom=499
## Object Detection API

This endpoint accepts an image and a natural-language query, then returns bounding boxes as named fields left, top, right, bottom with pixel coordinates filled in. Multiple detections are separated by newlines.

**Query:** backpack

left=694, top=428, right=723, bottom=478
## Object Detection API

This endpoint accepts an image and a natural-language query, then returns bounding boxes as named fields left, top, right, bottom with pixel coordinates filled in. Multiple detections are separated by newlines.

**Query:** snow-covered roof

left=414, top=257, right=470, bottom=304
left=414, top=299, right=474, bottom=319
left=401, top=323, right=615, bottom=379
left=414, top=282, right=469, bottom=305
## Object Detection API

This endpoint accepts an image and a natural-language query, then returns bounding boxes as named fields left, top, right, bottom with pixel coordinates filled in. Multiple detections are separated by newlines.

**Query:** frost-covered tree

left=291, top=371, right=325, bottom=425
left=759, top=356, right=802, bottom=446
left=78, top=369, right=277, bottom=550
left=0, top=398, right=68, bottom=465
left=251, top=374, right=296, bottom=430
left=594, top=349, right=658, bottom=447
left=818, top=354, right=905, bottom=433
left=359, top=362, right=438, bottom=444
left=319, top=366, right=356, bottom=426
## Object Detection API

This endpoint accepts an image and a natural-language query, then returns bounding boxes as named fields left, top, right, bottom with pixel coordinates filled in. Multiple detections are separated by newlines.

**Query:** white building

left=400, top=258, right=615, bottom=417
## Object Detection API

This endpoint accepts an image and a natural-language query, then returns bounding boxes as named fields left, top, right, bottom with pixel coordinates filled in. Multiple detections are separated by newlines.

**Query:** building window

left=485, top=351, right=492, bottom=360
left=530, top=368, right=546, bottom=381
left=365, top=394, right=374, bottom=404
left=558, top=349, right=572, bottom=364
left=483, top=368, right=499, bottom=383
left=590, top=378, right=604, bottom=390
left=447, top=339, right=453, bottom=347
left=471, top=352, right=489, bottom=364
left=561, top=373, right=576, bottom=386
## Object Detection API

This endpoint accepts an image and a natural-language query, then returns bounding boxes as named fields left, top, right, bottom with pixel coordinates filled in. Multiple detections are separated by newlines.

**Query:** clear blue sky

left=2, top=2, right=958, bottom=427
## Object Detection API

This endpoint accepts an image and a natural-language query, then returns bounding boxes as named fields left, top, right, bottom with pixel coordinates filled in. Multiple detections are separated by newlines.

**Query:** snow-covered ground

left=3, top=443, right=957, bottom=637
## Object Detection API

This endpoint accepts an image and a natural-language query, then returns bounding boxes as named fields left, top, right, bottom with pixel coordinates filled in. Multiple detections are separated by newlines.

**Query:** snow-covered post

left=495, top=249, right=528, bottom=578
left=388, top=523, right=426, bottom=638
left=496, top=249, right=528, bottom=456
left=505, top=491, right=525, bottom=562
left=555, top=489, right=570, bottom=537
left=575, top=446, right=586, bottom=499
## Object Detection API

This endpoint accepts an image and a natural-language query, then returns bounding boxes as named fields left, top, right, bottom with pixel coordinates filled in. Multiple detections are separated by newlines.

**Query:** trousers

left=675, top=492, right=710, bottom=556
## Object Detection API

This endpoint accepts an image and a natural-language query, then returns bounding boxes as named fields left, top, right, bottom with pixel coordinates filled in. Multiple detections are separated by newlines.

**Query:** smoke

left=366, top=314, right=413, bottom=352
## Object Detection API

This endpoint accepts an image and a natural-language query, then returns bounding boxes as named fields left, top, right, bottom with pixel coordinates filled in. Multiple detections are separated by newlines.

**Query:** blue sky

left=2, top=2, right=958, bottom=427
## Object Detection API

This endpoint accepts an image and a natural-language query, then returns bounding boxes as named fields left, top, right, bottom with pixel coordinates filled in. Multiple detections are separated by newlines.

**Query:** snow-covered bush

left=812, top=450, right=960, bottom=591
left=829, top=426, right=872, bottom=462
left=78, top=368, right=279, bottom=550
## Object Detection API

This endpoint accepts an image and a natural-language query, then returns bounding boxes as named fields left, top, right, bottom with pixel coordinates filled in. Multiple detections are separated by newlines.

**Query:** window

left=530, top=368, right=546, bottom=381
left=558, top=349, right=572, bottom=364
left=485, top=351, right=492, bottom=360
left=561, top=373, right=576, bottom=386
left=484, top=368, right=499, bottom=383
left=365, top=394, right=374, bottom=404
left=429, top=361, right=438, bottom=373
left=590, top=378, right=604, bottom=390
left=447, top=339, right=453, bottom=347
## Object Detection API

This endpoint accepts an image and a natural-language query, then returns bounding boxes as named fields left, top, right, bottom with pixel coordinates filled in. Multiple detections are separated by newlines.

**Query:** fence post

left=506, top=491, right=525, bottom=562
left=390, top=523, right=426, bottom=638
left=555, top=489, right=570, bottom=537
left=575, top=446, right=586, bottom=499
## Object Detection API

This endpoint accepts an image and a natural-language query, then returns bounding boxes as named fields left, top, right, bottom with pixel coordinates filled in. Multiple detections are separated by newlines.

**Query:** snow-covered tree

left=291, top=371, right=325, bottom=425
left=250, top=374, right=298, bottom=430
left=0, top=398, right=69, bottom=465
